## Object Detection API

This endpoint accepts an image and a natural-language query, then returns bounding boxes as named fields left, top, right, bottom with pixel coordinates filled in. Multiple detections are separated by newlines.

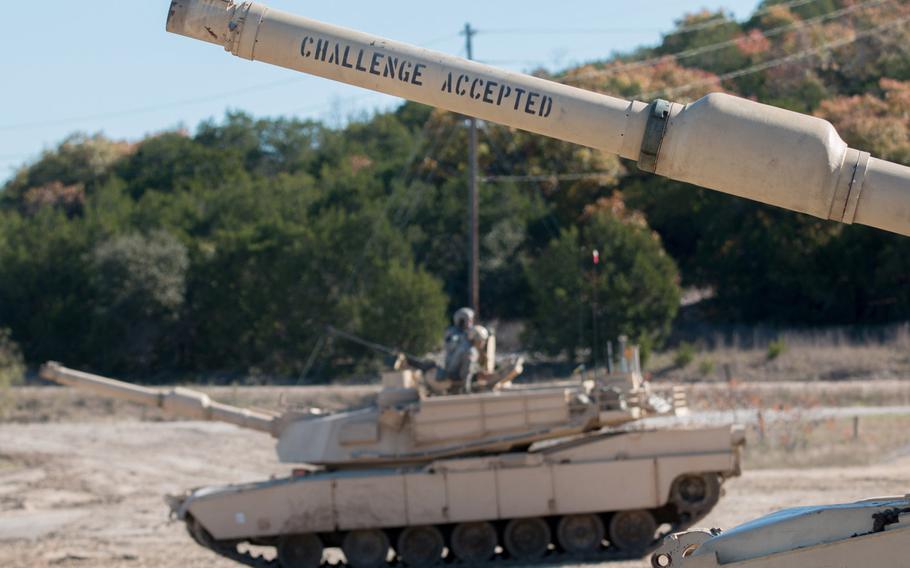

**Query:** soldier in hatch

left=437, top=309, right=524, bottom=394
left=444, top=308, right=474, bottom=359
left=442, top=308, right=475, bottom=391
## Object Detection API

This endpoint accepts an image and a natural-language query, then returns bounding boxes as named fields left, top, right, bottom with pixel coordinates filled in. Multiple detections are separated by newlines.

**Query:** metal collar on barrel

left=638, top=99, right=671, bottom=174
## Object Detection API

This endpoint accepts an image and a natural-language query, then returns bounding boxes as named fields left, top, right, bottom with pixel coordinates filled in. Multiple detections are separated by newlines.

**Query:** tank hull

left=173, top=426, right=743, bottom=565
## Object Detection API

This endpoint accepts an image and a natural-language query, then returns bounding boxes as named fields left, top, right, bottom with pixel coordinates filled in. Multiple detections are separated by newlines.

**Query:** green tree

left=114, top=131, right=248, bottom=200
left=524, top=201, right=680, bottom=360
left=0, top=329, right=24, bottom=390
left=2, top=133, right=131, bottom=214
left=658, top=10, right=747, bottom=75
left=0, top=208, right=95, bottom=365
left=89, top=231, right=189, bottom=372
left=342, top=260, right=448, bottom=355
left=0, top=329, right=24, bottom=415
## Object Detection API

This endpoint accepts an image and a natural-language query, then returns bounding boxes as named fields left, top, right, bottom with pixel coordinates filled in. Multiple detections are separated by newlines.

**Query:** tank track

left=184, top=505, right=715, bottom=568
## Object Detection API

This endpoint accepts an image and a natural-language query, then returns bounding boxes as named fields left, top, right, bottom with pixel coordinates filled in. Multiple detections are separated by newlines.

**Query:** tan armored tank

left=41, top=361, right=740, bottom=567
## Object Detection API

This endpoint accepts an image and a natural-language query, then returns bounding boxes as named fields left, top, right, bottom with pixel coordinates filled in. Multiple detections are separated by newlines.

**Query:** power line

left=482, top=172, right=619, bottom=183
left=0, top=32, right=453, bottom=135
left=479, top=126, right=564, bottom=242
left=666, top=0, right=823, bottom=36
left=444, top=0, right=825, bottom=39
left=482, top=27, right=662, bottom=35
left=281, top=92, right=387, bottom=117
left=0, top=77, right=308, bottom=133
left=478, top=59, right=551, bottom=67
left=418, top=32, right=462, bottom=47
left=562, top=0, right=890, bottom=83
left=636, top=13, right=910, bottom=100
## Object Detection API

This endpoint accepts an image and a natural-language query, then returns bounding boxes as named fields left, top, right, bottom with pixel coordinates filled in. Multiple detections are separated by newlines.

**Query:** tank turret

left=166, top=0, right=910, bottom=237
left=40, top=360, right=677, bottom=469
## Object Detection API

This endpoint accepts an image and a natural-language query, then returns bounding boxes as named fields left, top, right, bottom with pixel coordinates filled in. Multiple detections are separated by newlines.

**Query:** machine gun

left=326, top=325, right=438, bottom=372
left=327, top=326, right=523, bottom=394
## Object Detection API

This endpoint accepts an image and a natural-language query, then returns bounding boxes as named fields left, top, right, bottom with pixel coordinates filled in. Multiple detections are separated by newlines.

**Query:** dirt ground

left=1, top=385, right=909, bottom=568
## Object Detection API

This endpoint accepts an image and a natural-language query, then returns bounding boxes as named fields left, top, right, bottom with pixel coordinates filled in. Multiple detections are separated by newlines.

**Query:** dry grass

left=652, top=330, right=910, bottom=383
left=742, top=414, right=910, bottom=469
left=669, top=381, right=910, bottom=411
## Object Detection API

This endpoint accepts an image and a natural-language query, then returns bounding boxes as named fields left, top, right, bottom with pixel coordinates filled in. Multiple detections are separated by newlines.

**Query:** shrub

left=674, top=342, right=696, bottom=368
left=0, top=329, right=24, bottom=415
left=89, top=230, right=189, bottom=372
left=524, top=202, right=680, bottom=361
left=698, top=358, right=716, bottom=377
left=767, top=338, right=788, bottom=361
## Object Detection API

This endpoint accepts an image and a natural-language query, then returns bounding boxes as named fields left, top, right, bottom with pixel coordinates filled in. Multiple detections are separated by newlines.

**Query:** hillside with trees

left=1, top=0, right=909, bottom=381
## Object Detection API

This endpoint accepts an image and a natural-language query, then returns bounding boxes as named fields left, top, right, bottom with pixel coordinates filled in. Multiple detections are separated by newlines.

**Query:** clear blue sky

left=0, top=0, right=761, bottom=182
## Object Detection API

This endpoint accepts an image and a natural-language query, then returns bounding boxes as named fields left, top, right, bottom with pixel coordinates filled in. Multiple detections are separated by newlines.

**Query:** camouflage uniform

left=442, top=308, right=483, bottom=392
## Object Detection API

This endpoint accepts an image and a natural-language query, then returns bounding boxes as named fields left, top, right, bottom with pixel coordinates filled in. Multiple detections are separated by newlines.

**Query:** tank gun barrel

left=40, top=362, right=278, bottom=435
left=166, top=0, right=910, bottom=237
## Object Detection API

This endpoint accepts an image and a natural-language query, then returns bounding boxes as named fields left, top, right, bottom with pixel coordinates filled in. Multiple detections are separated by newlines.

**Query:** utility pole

left=462, top=22, right=480, bottom=316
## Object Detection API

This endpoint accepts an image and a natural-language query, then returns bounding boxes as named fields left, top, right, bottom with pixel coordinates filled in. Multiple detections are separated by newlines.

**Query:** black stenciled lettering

left=341, top=45, right=354, bottom=68
left=315, top=38, right=328, bottom=61
left=355, top=49, right=368, bottom=72
left=496, top=84, right=512, bottom=106
left=369, top=52, right=383, bottom=76
left=399, top=60, right=412, bottom=82
left=411, top=63, right=426, bottom=86
left=513, top=87, right=527, bottom=111
left=385, top=57, right=399, bottom=79
left=456, top=74, right=468, bottom=96
left=483, top=81, right=497, bottom=104
left=525, top=91, right=540, bottom=114
left=328, top=42, right=341, bottom=65
left=470, top=78, right=483, bottom=100
left=540, top=96, right=553, bottom=117
left=300, top=36, right=313, bottom=58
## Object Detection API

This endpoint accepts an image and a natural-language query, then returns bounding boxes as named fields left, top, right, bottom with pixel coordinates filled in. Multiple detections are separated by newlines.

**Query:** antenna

left=462, top=22, right=480, bottom=316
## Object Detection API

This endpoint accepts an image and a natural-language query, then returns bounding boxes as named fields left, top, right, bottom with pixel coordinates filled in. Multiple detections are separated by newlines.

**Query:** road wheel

left=278, top=534, right=324, bottom=568
left=609, top=510, right=657, bottom=555
left=503, top=517, right=550, bottom=560
left=186, top=517, right=215, bottom=548
left=342, top=529, right=390, bottom=568
left=450, top=522, right=497, bottom=563
left=671, top=474, right=721, bottom=516
left=557, top=514, right=604, bottom=554
left=397, top=526, right=445, bottom=567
